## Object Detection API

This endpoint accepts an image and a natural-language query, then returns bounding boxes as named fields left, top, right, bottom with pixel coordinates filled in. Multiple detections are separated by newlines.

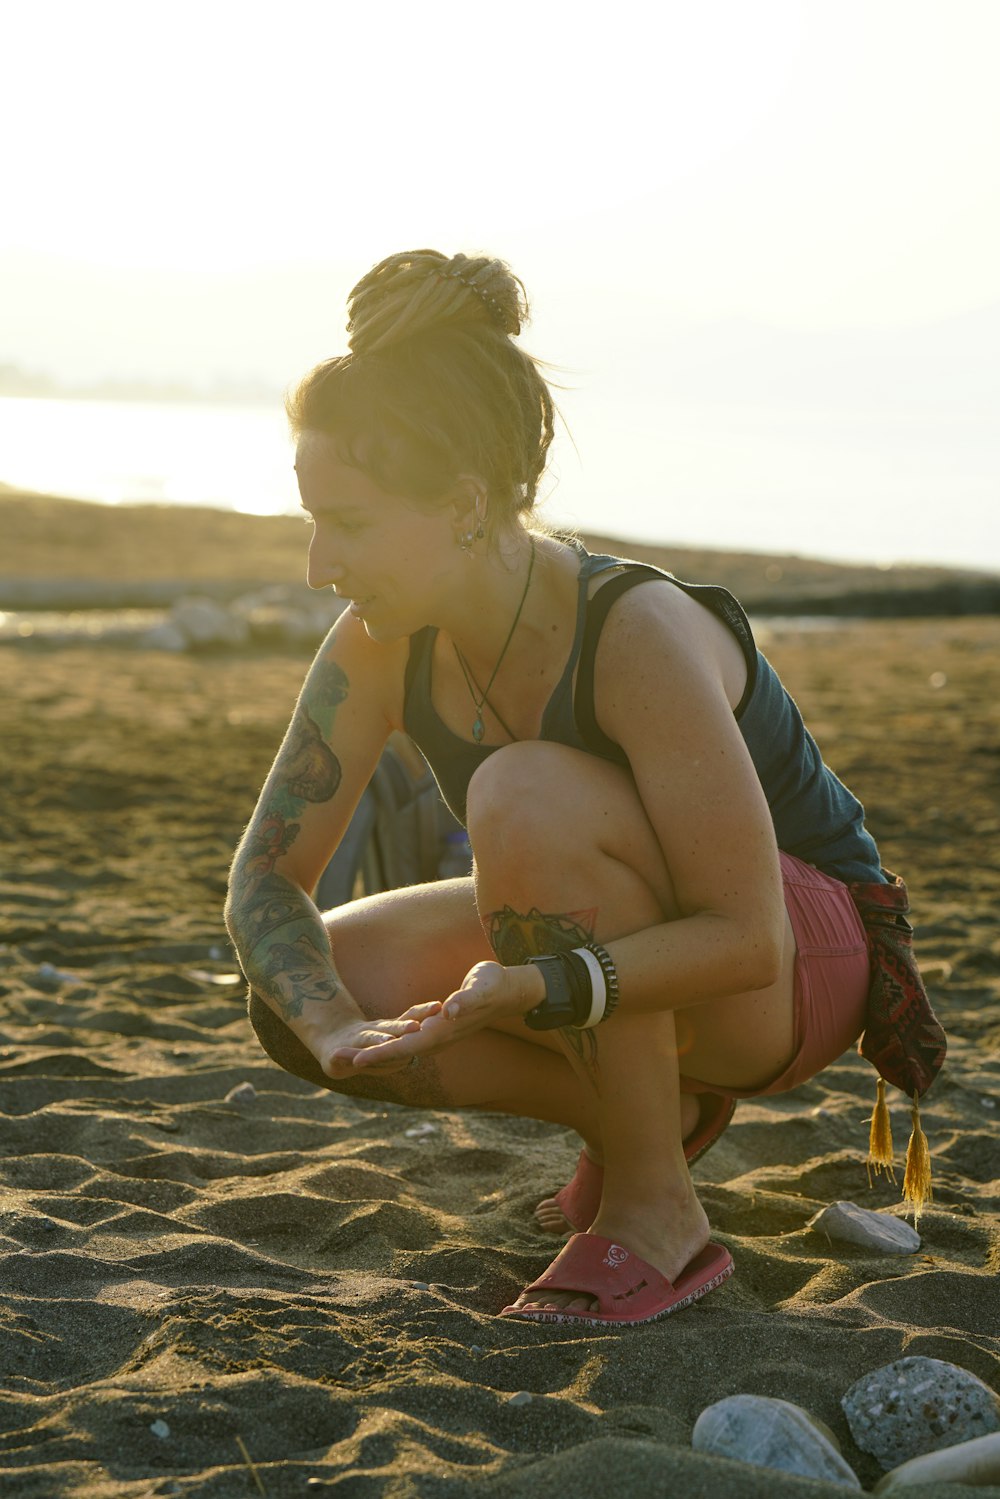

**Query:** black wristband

left=524, top=952, right=590, bottom=1030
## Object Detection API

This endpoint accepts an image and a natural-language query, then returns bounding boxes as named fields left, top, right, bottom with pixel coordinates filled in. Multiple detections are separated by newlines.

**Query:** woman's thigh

left=319, top=876, right=493, bottom=1018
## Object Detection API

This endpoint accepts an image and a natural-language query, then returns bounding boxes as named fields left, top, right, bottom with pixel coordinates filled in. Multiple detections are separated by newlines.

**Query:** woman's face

left=295, top=431, right=458, bottom=642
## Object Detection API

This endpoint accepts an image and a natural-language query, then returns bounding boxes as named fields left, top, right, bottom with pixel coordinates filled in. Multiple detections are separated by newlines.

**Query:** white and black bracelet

left=580, top=941, right=620, bottom=1022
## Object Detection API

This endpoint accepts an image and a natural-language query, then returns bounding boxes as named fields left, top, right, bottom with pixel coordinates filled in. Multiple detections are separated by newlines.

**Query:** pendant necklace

left=453, top=536, right=536, bottom=743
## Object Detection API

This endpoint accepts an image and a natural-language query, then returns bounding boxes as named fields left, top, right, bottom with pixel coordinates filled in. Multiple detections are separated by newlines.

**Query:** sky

left=2, top=0, right=998, bottom=565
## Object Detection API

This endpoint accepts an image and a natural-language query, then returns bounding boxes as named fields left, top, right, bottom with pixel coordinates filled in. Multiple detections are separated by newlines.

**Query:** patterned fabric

left=847, top=871, right=946, bottom=1097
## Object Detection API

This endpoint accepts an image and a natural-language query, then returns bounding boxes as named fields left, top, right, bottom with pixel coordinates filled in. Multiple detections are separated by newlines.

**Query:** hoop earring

left=474, top=493, right=487, bottom=540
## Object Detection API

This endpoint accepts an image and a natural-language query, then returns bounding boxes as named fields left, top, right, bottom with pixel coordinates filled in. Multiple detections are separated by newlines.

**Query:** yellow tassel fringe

left=865, top=1080, right=934, bottom=1225
left=866, top=1076, right=896, bottom=1184
left=902, top=1093, right=933, bottom=1224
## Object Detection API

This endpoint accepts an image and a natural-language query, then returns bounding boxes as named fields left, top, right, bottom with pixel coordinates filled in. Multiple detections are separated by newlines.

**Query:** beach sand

left=1, top=498, right=998, bottom=1496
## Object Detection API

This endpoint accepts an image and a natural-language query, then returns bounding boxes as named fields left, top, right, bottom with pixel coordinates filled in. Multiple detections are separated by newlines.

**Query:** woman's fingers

left=396, top=1001, right=444, bottom=1023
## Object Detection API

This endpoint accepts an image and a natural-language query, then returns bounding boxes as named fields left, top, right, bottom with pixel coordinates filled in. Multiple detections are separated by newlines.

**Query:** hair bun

left=346, top=249, right=527, bottom=355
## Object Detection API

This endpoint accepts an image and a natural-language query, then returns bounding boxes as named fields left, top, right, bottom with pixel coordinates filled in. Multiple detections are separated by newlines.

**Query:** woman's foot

left=508, top=1190, right=714, bottom=1319
left=533, top=1092, right=733, bottom=1234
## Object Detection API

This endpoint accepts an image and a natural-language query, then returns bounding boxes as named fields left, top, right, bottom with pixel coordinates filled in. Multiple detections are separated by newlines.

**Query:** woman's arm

left=224, top=612, right=414, bottom=1070
left=589, top=579, right=786, bottom=1008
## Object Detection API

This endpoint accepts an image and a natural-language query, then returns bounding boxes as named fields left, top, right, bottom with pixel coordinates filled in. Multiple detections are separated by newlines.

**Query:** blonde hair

left=286, top=250, right=555, bottom=536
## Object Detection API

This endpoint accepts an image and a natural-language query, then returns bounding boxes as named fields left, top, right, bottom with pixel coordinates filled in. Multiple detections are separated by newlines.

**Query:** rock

left=692, top=1395, right=861, bottom=1487
left=874, top=1432, right=1000, bottom=1491
left=842, top=1357, right=1000, bottom=1469
left=808, top=1201, right=921, bottom=1254
left=171, top=596, right=250, bottom=649
left=224, top=1082, right=257, bottom=1104
left=508, top=1392, right=532, bottom=1408
left=143, top=620, right=187, bottom=652
left=149, top=1418, right=170, bottom=1438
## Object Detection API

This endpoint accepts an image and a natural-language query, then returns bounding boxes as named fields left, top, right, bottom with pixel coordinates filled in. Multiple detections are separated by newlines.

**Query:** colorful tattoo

left=282, top=708, right=341, bottom=802
left=487, top=905, right=597, bottom=965
left=228, top=655, right=351, bottom=1026
left=262, top=932, right=340, bottom=1020
left=486, top=904, right=601, bottom=1086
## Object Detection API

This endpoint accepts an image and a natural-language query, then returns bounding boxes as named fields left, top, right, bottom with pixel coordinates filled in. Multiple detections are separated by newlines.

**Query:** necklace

left=453, top=536, right=536, bottom=743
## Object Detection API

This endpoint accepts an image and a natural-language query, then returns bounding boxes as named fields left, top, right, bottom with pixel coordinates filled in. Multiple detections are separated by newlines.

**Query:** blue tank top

left=403, top=544, right=885, bottom=883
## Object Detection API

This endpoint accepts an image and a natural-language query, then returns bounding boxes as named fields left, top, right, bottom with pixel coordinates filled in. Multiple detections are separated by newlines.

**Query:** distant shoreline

left=2, top=488, right=998, bottom=617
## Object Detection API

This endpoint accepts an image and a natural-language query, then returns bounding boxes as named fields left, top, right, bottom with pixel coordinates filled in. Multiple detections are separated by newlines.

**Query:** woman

left=224, top=249, right=907, bottom=1328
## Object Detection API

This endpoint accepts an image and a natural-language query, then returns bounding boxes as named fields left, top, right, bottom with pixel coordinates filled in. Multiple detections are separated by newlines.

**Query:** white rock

left=692, top=1395, right=861, bottom=1487
left=224, top=1082, right=257, bottom=1104
left=149, top=1419, right=170, bottom=1438
left=808, top=1201, right=921, bottom=1254
left=843, top=1357, right=1000, bottom=1469
left=875, top=1431, right=1000, bottom=1491
left=171, top=597, right=250, bottom=648
left=143, top=621, right=187, bottom=652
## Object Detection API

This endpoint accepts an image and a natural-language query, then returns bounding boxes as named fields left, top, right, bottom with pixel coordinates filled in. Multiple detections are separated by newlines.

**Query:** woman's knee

left=467, top=741, right=672, bottom=906
left=467, top=742, right=630, bottom=852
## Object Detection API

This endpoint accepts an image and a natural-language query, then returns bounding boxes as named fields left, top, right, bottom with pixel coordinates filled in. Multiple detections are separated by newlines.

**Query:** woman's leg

left=247, top=877, right=605, bottom=1140
left=464, top=742, right=798, bottom=1316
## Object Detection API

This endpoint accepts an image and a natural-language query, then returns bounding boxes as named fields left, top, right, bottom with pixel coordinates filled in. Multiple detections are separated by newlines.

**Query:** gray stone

left=808, top=1200, right=921, bottom=1254
left=842, top=1357, right=1000, bottom=1469
left=507, top=1391, right=532, bottom=1408
left=874, top=1432, right=1000, bottom=1491
left=692, top=1395, right=861, bottom=1487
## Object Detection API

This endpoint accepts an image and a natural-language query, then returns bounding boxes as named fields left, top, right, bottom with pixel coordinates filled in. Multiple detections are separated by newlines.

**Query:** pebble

left=807, top=1201, right=921, bottom=1255
left=404, top=1122, right=438, bottom=1138
left=224, top=1082, right=257, bottom=1104
left=37, top=962, right=81, bottom=985
left=508, top=1392, right=532, bottom=1408
left=149, top=1419, right=171, bottom=1439
left=874, top=1432, right=1000, bottom=1491
left=693, top=1395, right=861, bottom=1487
left=842, top=1357, right=1000, bottom=1469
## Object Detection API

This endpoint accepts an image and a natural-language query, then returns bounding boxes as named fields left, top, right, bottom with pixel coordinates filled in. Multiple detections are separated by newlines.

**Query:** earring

left=458, top=529, right=475, bottom=551
left=474, top=493, right=486, bottom=540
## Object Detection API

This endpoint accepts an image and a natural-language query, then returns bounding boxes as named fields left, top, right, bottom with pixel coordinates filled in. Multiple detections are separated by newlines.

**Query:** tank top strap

left=573, top=554, right=760, bottom=761
left=575, top=563, right=664, bottom=763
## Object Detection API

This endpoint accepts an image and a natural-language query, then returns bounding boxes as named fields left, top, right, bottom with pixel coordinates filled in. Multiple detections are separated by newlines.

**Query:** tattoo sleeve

left=487, top=903, right=603, bottom=1090
left=227, top=656, right=353, bottom=1028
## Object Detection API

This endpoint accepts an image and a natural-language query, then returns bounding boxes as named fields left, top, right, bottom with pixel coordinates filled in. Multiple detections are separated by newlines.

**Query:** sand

left=1, top=497, right=998, bottom=1497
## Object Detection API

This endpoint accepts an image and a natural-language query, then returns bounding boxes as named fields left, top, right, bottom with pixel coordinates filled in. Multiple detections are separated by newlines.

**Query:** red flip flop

left=534, top=1093, right=737, bottom=1235
left=500, top=1234, right=734, bottom=1327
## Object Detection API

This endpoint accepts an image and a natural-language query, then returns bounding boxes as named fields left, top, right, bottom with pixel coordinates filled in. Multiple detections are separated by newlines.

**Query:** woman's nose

left=306, top=534, right=346, bottom=592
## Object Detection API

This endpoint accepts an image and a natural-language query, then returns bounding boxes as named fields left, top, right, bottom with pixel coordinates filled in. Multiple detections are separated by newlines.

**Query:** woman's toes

left=533, top=1200, right=571, bottom=1234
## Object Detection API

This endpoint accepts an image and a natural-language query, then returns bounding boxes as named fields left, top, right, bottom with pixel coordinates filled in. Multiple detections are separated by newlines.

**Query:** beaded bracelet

left=580, top=942, right=620, bottom=1022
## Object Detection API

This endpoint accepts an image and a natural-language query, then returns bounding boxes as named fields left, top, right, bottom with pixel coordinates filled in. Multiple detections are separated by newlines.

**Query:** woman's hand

left=338, top=961, right=542, bottom=1070
left=312, top=1016, right=427, bottom=1080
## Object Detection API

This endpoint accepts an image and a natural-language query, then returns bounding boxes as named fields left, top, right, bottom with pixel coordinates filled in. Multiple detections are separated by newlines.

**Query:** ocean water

left=0, top=394, right=994, bottom=572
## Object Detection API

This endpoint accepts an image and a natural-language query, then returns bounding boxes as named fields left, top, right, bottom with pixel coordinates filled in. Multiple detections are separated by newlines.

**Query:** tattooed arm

left=225, top=619, right=414, bottom=1070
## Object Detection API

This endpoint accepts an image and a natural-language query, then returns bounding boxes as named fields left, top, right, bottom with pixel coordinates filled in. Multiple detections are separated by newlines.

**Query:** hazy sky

left=3, top=0, right=998, bottom=565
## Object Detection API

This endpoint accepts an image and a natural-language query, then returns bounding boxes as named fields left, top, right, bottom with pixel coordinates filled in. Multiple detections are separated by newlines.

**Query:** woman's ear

left=448, top=476, right=488, bottom=543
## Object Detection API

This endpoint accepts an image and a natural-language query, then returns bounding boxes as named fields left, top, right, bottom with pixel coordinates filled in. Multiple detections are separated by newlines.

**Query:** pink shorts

left=681, top=851, right=871, bottom=1100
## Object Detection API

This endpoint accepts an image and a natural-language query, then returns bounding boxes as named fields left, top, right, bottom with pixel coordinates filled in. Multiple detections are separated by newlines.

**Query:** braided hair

left=286, top=250, right=555, bottom=535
